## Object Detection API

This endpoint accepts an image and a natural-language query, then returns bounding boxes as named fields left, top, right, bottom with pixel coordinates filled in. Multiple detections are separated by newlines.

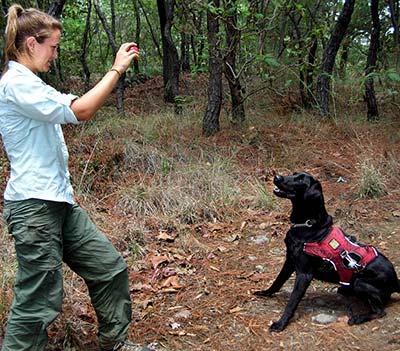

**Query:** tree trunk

left=138, top=0, right=162, bottom=59
left=133, top=0, right=141, bottom=74
left=94, top=0, right=125, bottom=114
left=339, top=38, right=350, bottom=78
left=48, top=0, right=66, bottom=17
left=304, top=37, right=318, bottom=108
left=190, top=10, right=204, bottom=69
left=224, top=0, right=245, bottom=124
left=47, top=0, right=66, bottom=83
left=80, top=0, right=92, bottom=91
left=365, top=0, right=380, bottom=121
left=316, top=0, right=355, bottom=116
left=388, top=0, right=399, bottom=68
left=203, top=0, right=222, bottom=137
left=157, top=0, right=181, bottom=109
left=180, top=33, right=190, bottom=72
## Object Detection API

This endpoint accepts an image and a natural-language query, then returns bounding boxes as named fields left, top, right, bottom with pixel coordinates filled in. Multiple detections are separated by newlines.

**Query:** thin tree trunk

left=110, top=0, right=116, bottom=38
left=203, top=0, right=222, bottom=137
left=181, top=33, right=190, bottom=72
left=388, top=0, right=399, bottom=68
left=48, top=0, right=66, bottom=17
left=94, top=0, right=125, bottom=114
left=157, top=0, right=180, bottom=109
left=47, top=0, right=66, bottom=83
left=365, top=0, right=380, bottom=121
left=339, top=38, right=350, bottom=78
left=133, top=0, right=141, bottom=74
left=138, top=0, right=162, bottom=59
left=305, top=37, right=318, bottom=108
left=80, top=0, right=92, bottom=91
left=224, top=0, right=245, bottom=123
left=316, top=0, right=355, bottom=116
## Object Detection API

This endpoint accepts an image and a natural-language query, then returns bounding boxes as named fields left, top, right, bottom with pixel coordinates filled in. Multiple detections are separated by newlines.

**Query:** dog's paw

left=337, top=286, right=353, bottom=296
left=253, top=289, right=274, bottom=297
left=348, top=315, right=365, bottom=325
left=348, top=311, right=386, bottom=325
left=269, top=320, right=286, bottom=332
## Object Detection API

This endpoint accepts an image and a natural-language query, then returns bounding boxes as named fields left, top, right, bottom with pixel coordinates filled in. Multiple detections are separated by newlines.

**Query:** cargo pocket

left=12, top=223, right=52, bottom=269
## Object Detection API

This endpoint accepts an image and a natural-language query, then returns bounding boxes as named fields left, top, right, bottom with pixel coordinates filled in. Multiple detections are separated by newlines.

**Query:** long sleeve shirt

left=0, top=61, right=79, bottom=204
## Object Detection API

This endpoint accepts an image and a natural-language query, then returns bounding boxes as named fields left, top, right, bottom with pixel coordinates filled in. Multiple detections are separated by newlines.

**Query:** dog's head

left=273, top=172, right=322, bottom=201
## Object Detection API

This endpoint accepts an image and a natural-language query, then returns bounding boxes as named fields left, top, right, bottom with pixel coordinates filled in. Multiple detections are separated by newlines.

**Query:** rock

left=255, top=265, right=266, bottom=273
left=249, top=235, right=270, bottom=245
left=311, top=313, right=337, bottom=324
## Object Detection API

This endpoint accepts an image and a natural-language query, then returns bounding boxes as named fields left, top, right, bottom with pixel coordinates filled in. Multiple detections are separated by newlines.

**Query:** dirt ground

left=0, top=75, right=399, bottom=351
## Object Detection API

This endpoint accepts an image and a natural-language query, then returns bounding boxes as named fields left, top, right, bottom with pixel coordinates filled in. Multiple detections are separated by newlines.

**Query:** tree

left=224, top=0, right=245, bottom=123
left=132, top=0, right=141, bottom=74
left=157, top=0, right=180, bottom=108
left=94, top=0, right=125, bottom=114
left=388, top=0, right=399, bottom=68
left=80, top=0, right=92, bottom=91
left=365, top=0, right=380, bottom=121
left=316, top=0, right=355, bottom=116
left=203, top=0, right=222, bottom=136
left=48, top=0, right=66, bottom=17
left=138, top=0, right=162, bottom=59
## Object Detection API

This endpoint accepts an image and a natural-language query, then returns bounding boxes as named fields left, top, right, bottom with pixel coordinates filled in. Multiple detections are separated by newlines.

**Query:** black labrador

left=254, top=172, right=400, bottom=332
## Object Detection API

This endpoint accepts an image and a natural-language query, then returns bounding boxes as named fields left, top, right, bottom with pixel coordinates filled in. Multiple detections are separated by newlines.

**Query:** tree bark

left=180, top=33, right=190, bottom=72
left=47, top=0, right=66, bottom=83
left=203, top=0, right=222, bottom=137
left=157, top=0, right=181, bottom=108
left=80, top=0, right=92, bottom=91
left=388, top=0, right=399, bottom=68
left=138, top=0, right=162, bottom=59
left=316, top=0, right=355, bottom=116
left=365, top=0, right=380, bottom=121
left=224, top=0, right=245, bottom=123
left=48, top=0, right=66, bottom=17
left=388, top=0, right=399, bottom=45
left=133, top=0, right=141, bottom=74
left=94, top=0, right=125, bottom=114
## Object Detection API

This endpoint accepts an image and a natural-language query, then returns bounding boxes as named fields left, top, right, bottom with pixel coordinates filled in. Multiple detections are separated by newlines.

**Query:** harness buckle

left=340, top=250, right=362, bottom=270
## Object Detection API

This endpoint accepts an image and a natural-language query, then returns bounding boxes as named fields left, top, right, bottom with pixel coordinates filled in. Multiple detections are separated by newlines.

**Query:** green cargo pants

left=1, top=199, right=132, bottom=351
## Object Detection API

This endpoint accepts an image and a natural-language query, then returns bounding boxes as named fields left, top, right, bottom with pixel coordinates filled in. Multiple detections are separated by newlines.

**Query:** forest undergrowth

left=0, top=75, right=399, bottom=350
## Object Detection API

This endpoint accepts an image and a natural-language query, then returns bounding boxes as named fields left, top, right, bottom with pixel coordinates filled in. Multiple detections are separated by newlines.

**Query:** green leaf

left=387, top=71, right=400, bottom=83
left=264, top=55, right=280, bottom=68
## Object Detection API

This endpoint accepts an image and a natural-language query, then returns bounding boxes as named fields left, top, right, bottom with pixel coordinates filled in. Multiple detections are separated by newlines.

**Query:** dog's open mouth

left=273, top=186, right=294, bottom=198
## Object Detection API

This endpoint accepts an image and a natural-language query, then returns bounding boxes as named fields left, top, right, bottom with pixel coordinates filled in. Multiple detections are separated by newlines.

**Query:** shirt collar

left=8, top=60, right=38, bottom=77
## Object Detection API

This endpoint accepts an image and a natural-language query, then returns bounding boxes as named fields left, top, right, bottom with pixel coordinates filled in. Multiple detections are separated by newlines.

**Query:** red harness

left=303, top=225, right=378, bottom=285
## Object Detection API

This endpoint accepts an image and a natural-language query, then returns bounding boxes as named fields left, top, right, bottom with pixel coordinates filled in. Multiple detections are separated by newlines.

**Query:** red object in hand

left=129, top=46, right=139, bottom=54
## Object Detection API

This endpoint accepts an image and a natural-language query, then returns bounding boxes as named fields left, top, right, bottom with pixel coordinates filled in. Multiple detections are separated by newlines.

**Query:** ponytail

left=3, top=4, right=62, bottom=71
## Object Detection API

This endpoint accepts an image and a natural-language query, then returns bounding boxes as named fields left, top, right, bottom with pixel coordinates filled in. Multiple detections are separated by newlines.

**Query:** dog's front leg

left=270, top=272, right=313, bottom=332
left=254, top=256, right=294, bottom=297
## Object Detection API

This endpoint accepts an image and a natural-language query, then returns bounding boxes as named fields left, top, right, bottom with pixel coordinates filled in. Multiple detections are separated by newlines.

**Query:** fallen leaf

left=161, top=276, right=184, bottom=289
left=150, top=255, right=169, bottom=269
left=157, top=231, right=176, bottom=242
left=229, top=306, right=244, bottom=314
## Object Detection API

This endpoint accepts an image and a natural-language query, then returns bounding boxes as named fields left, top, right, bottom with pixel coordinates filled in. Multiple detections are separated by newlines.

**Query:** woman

left=0, top=4, right=139, bottom=351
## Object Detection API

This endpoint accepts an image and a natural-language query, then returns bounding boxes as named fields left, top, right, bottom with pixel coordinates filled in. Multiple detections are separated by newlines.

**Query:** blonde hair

left=4, top=4, right=62, bottom=69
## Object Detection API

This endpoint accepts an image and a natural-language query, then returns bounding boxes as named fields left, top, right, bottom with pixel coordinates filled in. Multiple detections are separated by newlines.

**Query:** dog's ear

left=304, top=180, right=323, bottom=201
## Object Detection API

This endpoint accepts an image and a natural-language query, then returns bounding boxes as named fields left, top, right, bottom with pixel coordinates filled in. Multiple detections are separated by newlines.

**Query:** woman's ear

left=25, top=36, right=36, bottom=53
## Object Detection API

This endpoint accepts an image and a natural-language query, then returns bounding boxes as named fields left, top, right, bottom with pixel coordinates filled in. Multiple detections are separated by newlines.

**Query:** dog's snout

left=274, top=175, right=283, bottom=183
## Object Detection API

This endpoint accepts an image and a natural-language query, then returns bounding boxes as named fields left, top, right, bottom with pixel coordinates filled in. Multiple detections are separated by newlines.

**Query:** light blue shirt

left=0, top=61, right=80, bottom=204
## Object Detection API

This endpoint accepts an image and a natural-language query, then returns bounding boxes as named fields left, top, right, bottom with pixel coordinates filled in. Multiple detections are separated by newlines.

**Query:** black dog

left=254, top=172, right=400, bottom=332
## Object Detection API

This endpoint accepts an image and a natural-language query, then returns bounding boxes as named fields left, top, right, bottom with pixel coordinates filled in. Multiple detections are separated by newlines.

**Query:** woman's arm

left=70, top=42, right=138, bottom=121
